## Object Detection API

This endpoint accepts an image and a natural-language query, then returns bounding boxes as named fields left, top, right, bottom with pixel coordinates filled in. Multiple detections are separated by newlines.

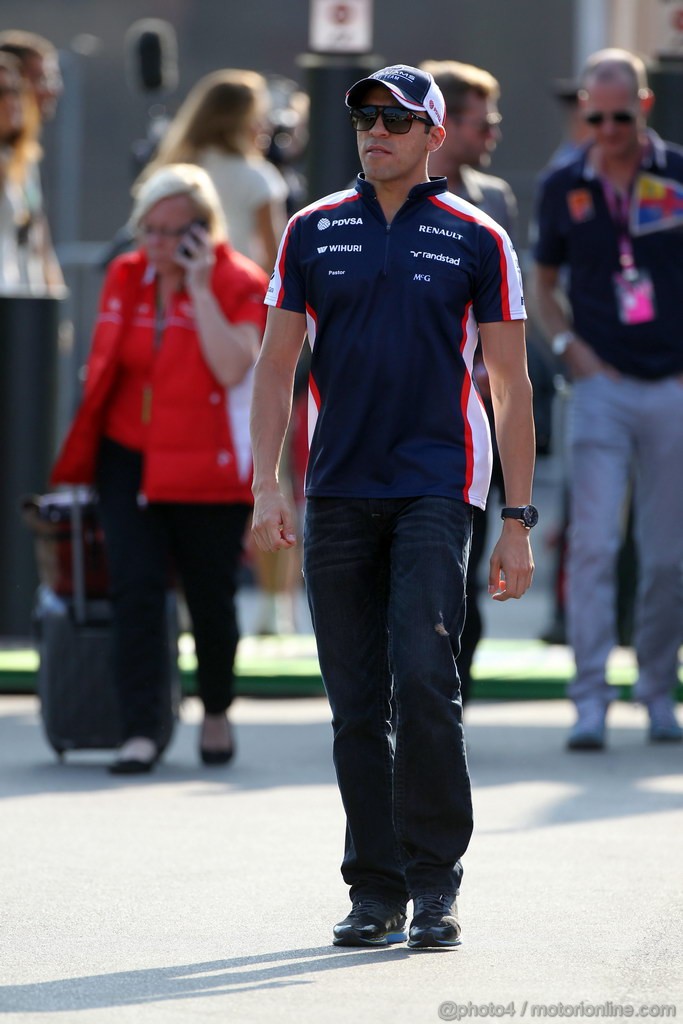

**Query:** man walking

left=533, top=49, right=683, bottom=750
left=251, top=64, right=536, bottom=948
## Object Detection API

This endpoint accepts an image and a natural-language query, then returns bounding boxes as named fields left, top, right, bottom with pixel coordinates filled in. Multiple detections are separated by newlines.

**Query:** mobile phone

left=177, top=219, right=209, bottom=258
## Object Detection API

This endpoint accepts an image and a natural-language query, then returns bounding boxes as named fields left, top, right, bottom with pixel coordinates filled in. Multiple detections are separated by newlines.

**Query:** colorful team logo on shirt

left=566, top=188, right=595, bottom=223
left=630, top=173, right=683, bottom=235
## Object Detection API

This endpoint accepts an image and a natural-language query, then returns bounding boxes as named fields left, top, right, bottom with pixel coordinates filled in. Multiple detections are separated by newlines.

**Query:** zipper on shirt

left=383, top=223, right=392, bottom=276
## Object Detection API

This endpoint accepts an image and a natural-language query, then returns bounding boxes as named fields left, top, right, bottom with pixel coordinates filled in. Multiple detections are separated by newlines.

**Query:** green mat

left=2, top=635, right=681, bottom=701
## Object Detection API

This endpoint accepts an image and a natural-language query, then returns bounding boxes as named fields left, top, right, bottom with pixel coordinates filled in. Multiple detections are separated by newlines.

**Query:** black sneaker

left=333, top=898, right=407, bottom=947
left=408, top=893, right=461, bottom=948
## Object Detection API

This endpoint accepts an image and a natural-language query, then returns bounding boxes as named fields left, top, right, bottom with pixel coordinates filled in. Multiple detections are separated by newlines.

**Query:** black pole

left=297, top=52, right=382, bottom=203
left=649, top=58, right=683, bottom=146
left=0, top=297, right=62, bottom=637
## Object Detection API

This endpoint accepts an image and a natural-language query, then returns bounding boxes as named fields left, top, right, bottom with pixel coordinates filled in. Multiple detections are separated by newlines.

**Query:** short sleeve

left=264, top=212, right=306, bottom=312
left=472, top=225, right=526, bottom=323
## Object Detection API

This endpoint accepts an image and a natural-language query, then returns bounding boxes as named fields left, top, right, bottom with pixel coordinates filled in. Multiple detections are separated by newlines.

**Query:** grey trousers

left=566, top=372, right=683, bottom=707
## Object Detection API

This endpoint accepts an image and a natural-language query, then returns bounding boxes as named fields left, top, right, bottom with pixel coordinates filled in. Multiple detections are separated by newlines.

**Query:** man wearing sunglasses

left=251, top=64, right=535, bottom=949
left=533, top=49, right=683, bottom=751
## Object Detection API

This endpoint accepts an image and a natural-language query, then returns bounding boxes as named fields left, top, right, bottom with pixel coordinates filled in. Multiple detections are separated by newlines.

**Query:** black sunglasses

left=349, top=105, right=433, bottom=134
left=584, top=110, right=636, bottom=126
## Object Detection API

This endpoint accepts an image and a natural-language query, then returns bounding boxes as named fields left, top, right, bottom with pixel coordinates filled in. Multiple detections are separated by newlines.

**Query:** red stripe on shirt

left=317, top=194, right=360, bottom=211
left=309, top=370, right=321, bottom=410
left=429, top=195, right=512, bottom=319
left=491, top=231, right=511, bottom=319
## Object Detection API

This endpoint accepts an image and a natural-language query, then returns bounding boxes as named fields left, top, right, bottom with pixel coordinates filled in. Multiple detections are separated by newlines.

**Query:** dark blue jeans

left=303, top=496, right=474, bottom=905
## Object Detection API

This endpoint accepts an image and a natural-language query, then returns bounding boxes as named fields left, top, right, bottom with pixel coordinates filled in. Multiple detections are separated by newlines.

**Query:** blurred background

left=2, top=0, right=683, bottom=638
left=3, top=0, right=682, bottom=379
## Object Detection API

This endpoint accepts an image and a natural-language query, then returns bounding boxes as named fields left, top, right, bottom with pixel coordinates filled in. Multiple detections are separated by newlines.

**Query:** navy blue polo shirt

left=266, top=175, right=525, bottom=507
left=534, top=131, right=683, bottom=379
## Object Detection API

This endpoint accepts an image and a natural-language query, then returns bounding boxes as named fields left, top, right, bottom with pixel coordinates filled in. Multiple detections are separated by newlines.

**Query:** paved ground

left=2, top=451, right=681, bottom=1021
left=1, top=691, right=681, bottom=1024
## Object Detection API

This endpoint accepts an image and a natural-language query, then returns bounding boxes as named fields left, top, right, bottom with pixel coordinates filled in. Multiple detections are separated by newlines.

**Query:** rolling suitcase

left=25, top=488, right=180, bottom=759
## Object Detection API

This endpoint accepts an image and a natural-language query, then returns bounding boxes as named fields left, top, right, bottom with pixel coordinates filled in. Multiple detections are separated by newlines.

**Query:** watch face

left=522, top=505, right=539, bottom=528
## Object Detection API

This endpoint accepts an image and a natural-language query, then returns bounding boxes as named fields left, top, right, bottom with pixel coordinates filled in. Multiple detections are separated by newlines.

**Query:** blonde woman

left=0, top=51, right=59, bottom=294
left=143, top=69, right=288, bottom=271
left=0, top=53, right=25, bottom=292
left=0, top=31, right=64, bottom=294
left=51, top=164, right=269, bottom=773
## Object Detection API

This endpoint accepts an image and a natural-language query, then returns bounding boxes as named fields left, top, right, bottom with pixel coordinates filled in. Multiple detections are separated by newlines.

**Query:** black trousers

left=456, top=454, right=505, bottom=705
left=96, top=438, right=250, bottom=741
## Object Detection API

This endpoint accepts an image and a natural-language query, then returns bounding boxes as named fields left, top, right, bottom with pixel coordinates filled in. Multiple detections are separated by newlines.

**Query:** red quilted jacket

left=51, top=245, right=268, bottom=503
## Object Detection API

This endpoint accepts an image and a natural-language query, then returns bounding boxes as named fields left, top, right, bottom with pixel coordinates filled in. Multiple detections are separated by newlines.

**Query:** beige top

left=200, top=149, right=288, bottom=264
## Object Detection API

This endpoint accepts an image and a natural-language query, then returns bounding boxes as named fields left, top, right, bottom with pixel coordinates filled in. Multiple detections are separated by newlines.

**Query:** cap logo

left=346, top=63, right=446, bottom=127
left=381, top=70, right=416, bottom=83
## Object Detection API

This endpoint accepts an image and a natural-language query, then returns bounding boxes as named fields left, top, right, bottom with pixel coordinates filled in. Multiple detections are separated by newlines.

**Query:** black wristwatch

left=501, top=504, right=539, bottom=529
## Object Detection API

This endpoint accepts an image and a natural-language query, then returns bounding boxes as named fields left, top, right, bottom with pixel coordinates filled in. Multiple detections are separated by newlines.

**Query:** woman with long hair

left=0, top=32, right=64, bottom=294
left=0, top=51, right=46, bottom=293
left=143, top=69, right=288, bottom=272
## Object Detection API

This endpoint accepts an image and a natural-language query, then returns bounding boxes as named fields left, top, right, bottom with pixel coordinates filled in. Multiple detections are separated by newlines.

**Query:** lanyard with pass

left=601, top=178, right=656, bottom=325
left=141, top=284, right=165, bottom=424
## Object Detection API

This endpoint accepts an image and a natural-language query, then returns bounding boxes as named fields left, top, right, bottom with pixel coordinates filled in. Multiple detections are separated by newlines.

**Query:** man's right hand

left=562, top=335, right=620, bottom=381
left=251, top=487, right=297, bottom=552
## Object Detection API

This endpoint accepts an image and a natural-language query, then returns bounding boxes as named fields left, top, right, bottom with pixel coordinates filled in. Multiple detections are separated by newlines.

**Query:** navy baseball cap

left=345, top=64, right=446, bottom=126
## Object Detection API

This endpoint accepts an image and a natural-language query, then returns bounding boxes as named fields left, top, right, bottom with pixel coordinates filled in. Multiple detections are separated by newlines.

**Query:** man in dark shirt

left=533, top=48, right=683, bottom=750
left=251, top=64, right=536, bottom=949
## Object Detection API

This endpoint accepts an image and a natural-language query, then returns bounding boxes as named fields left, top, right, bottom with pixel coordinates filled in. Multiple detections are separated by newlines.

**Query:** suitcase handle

left=70, top=488, right=87, bottom=625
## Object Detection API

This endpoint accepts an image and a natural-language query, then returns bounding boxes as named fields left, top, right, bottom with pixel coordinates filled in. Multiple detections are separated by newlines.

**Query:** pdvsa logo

left=317, top=216, right=363, bottom=230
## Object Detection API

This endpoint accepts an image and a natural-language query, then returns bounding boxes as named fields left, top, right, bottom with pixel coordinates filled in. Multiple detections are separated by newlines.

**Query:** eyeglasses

left=139, top=223, right=194, bottom=240
left=349, top=105, right=433, bottom=134
left=584, top=110, right=637, bottom=126
left=452, top=112, right=502, bottom=134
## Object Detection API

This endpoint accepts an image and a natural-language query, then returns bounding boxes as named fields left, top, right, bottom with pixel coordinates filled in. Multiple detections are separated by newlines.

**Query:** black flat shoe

left=199, top=714, right=235, bottom=766
left=200, top=746, right=235, bottom=766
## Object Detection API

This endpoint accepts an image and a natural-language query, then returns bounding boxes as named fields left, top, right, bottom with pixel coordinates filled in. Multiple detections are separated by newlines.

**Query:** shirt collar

left=580, top=128, right=667, bottom=181
left=355, top=173, right=448, bottom=201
